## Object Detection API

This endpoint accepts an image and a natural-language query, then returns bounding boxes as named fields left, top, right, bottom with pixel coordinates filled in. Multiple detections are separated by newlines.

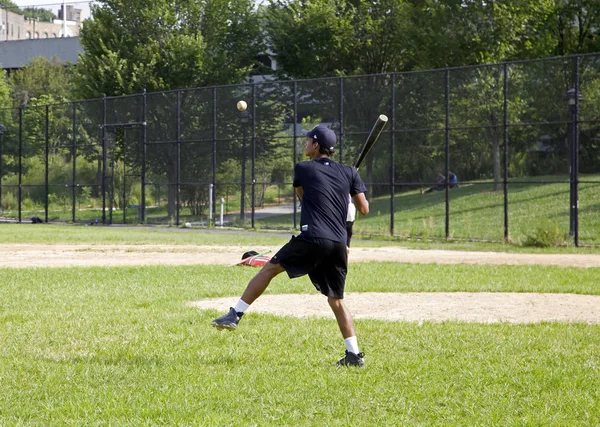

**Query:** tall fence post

left=390, top=73, right=396, bottom=237
left=0, top=124, right=4, bottom=212
left=18, top=106, right=23, bottom=223
left=339, top=77, right=344, bottom=163
left=251, top=83, right=256, bottom=229
left=292, top=81, right=298, bottom=230
left=503, top=62, right=509, bottom=242
left=141, top=89, right=147, bottom=224
left=573, top=56, right=580, bottom=247
left=176, top=90, right=181, bottom=227
left=72, top=103, right=77, bottom=223
left=213, top=87, right=218, bottom=226
left=444, top=69, right=450, bottom=239
left=101, top=95, right=107, bottom=224
left=45, top=104, right=49, bottom=223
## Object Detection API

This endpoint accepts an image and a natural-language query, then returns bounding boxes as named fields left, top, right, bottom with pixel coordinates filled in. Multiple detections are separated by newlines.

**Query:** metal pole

left=503, top=63, right=509, bottom=242
left=209, top=184, right=213, bottom=224
left=18, top=106, right=23, bottom=223
left=62, top=0, right=66, bottom=37
left=109, top=131, right=115, bottom=225
left=251, top=84, right=256, bottom=229
left=45, top=105, right=49, bottom=223
left=220, top=197, right=224, bottom=227
left=72, top=103, right=77, bottom=223
left=141, top=89, right=147, bottom=223
left=240, top=114, right=247, bottom=225
left=101, top=95, right=107, bottom=224
left=574, top=56, right=580, bottom=247
left=292, top=81, right=298, bottom=230
left=390, top=73, right=396, bottom=237
left=444, top=69, right=450, bottom=239
left=123, top=128, right=127, bottom=224
left=176, top=90, right=181, bottom=226
left=0, top=129, right=3, bottom=212
left=212, top=87, right=217, bottom=225
left=569, top=97, right=575, bottom=237
left=339, top=77, right=344, bottom=163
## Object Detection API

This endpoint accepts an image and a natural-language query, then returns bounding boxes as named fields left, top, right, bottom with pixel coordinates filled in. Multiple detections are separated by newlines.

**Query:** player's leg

left=240, top=262, right=285, bottom=305
left=211, top=236, right=317, bottom=330
left=309, top=241, right=364, bottom=366
left=211, top=262, right=284, bottom=330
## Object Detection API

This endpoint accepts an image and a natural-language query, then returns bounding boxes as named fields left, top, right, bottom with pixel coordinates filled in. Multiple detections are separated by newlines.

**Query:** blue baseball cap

left=301, top=125, right=336, bottom=150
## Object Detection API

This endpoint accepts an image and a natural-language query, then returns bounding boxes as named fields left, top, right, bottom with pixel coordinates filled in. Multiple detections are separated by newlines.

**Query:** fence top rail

left=1, top=52, right=598, bottom=111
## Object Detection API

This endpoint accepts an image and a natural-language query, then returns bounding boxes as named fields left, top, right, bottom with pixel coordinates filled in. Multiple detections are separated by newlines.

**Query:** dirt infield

left=2, top=243, right=600, bottom=268
left=2, top=243, right=600, bottom=324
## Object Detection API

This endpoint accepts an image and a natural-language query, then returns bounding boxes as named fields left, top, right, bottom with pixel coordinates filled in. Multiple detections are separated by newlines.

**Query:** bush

left=522, top=220, right=570, bottom=247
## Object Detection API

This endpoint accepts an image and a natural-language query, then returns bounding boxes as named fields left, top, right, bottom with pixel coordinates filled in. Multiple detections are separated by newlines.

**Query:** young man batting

left=211, top=124, right=370, bottom=367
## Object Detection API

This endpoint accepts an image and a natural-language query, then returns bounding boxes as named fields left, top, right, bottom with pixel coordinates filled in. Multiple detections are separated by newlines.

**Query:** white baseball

left=237, top=100, right=247, bottom=111
left=185, top=222, right=191, bottom=228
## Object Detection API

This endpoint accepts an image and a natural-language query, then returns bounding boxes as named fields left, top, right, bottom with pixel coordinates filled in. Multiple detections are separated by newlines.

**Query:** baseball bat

left=354, top=114, right=388, bottom=170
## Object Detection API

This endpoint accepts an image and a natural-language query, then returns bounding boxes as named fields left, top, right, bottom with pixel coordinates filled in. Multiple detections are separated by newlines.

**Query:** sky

left=13, top=0, right=96, bottom=21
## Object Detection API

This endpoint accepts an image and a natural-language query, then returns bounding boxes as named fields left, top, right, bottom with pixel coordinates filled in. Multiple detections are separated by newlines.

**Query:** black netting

left=1, top=54, right=599, bottom=244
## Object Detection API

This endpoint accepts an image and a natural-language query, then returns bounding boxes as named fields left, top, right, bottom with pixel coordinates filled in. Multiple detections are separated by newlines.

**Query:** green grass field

left=0, top=227, right=599, bottom=425
left=2, top=223, right=600, bottom=254
left=4, top=174, right=600, bottom=245
left=257, top=176, right=600, bottom=245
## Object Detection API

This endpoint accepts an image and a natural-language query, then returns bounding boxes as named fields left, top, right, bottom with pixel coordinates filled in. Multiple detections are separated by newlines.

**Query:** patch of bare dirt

left=2, top=243, right=600, bottom=268
left=2, top=243, right=599, bottom=324
left=190, top=292, right=600, bottom=324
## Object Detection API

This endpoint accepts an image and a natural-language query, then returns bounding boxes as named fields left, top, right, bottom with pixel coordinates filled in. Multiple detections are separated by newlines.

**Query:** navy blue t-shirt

left=293, top=158, right=367, bottom=243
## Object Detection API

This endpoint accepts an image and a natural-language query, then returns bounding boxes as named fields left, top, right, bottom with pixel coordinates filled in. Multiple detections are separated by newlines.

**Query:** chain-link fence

left=1, top=53, right=599, bottom=245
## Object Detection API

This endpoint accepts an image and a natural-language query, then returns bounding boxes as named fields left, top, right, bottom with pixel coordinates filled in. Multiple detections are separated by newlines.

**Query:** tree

left=75, top=0, right=263, bottom=98
left=0, top=0, right=20, bottom=12
left=551, top=0, right=600, bottom=56
left=8, top=57, right=74, bottom=106
left=75, top=0, right=267, bottom=221
left=0, top=69, right=10, bottom=113
left=264, top=0, right=412, bottom=79
left=23, top=7, right=56, bottom=22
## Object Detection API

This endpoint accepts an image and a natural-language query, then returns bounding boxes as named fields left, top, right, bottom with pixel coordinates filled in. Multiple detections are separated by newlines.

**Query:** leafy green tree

left=9, top=57, right=74, bottom=106
left=406, top=0, right=557, bottom=70
left=22, top=7, right=56, bottom=22
left=75, top=0, right=265, bottom=221
left=0, top=69, right=10, bottom=117
left=264, top=0, right=412, bottom=79
left=550, top=0, right=600, bottom=55
left=0, top=0, right=20, bottom=13
left=75, top=0, right=263, bottom=98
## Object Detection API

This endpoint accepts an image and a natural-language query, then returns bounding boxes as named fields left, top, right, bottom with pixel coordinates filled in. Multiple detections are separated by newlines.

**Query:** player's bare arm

left=296, top=187, right=304, bottom=200
left=352, top=193, right=369, bottom=216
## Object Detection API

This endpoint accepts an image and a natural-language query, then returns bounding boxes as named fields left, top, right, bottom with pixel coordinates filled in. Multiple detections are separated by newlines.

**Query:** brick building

left=0, top=5, right=82, bottom=42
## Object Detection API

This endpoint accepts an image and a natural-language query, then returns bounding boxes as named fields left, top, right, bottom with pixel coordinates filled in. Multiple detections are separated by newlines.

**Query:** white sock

left=234, top=299, right=250, bottom=314
left=344, top=336, right=360, bottom=354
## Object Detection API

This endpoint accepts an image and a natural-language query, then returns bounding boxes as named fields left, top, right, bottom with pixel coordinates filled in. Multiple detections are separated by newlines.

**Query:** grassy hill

left=257, top=174, right=600, bottom=245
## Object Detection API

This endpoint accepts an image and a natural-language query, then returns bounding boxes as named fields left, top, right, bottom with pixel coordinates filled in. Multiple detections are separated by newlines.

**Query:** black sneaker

left=211, top=307, right=243, bottom=330
left=335, top=350, right=365, bottom=367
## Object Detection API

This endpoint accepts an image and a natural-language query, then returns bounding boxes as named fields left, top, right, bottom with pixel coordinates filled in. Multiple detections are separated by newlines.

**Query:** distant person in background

left=448, top=171, right=458, bottom=188
left=420, top=171, right=458, bottom=194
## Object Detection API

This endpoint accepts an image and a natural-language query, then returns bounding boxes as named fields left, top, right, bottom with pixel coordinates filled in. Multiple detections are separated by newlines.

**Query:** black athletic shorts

left=270, top=235, right=348, bottom=299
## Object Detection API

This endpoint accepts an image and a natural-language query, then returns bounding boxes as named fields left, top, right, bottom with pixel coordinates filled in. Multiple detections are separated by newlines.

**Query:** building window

left=34, top=32, right=39, bottom=39
left=52, top=33, right=57, bottom=38
left=43, top=32, right=48, bottom=38
left=26, top=31, right=31, bottom=39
